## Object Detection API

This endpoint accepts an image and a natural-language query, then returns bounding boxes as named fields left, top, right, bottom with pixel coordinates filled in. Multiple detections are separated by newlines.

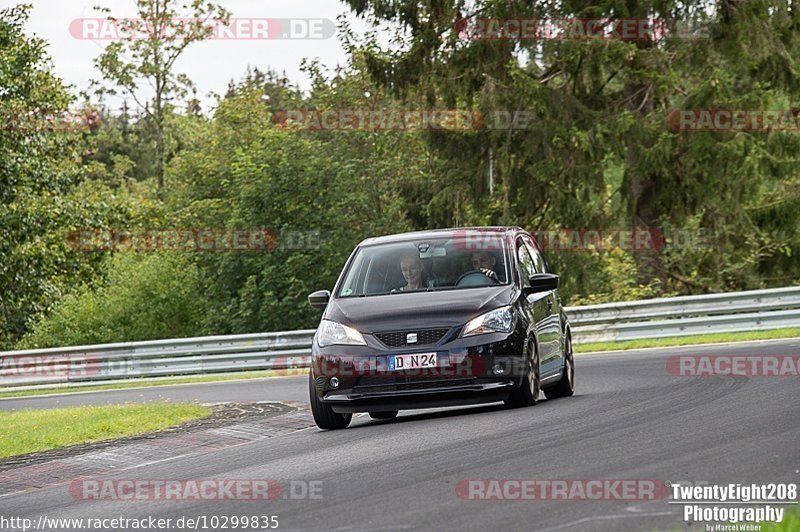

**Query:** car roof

left=357, top=226, right=525, bottom=246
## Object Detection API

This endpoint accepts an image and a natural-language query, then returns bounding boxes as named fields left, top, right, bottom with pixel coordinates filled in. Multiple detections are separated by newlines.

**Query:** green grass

left=760, top=507, right=800, bottom=531
left=0, top=369, right=305, bottom=400
left=0, top=402, right=211, bottom=458
left=575, top=327, right=800, bottom=354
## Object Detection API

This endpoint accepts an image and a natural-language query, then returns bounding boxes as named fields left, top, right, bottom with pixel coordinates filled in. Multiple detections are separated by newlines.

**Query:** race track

left=1, top=339, right=798, bottom=531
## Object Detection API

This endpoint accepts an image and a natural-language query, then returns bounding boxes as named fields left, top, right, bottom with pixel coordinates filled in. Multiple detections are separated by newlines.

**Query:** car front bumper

left=322, top=379, right=516, bottom=413
left=310, top=329, right=527, bottom=413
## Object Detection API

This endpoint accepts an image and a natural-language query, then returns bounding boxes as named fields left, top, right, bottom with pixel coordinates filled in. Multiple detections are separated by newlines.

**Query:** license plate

left=389, top=353, right=437, bottom=371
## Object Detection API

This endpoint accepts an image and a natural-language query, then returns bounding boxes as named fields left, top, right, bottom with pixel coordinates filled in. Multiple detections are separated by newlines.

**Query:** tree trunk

left=156, top=116, right=164, bottom=195
left=624, top=82, right=662, bottom=285
left=155, top=77, right=165, bottom=197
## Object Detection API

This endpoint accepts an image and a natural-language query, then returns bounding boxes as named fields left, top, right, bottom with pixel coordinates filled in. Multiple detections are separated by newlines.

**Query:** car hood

left=324, top=285, right=517, bottom=333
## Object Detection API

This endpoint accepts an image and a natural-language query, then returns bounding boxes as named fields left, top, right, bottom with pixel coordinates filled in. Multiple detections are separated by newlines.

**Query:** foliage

left=6, top=1, right=800, bottom=349
left=341, top=0, right=800, bottom=294
left=18, top=253, right=206, bottom=348
left=91, top=0, right=230, bottom=194
left=0, top=5, right=135, bottom=349
left=167, top=72, right=421, bottom=334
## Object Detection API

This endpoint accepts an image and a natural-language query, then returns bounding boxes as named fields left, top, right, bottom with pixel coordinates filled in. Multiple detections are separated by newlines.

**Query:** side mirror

left=308, top=290, right=331, bottom=310
left=526, top=273, right=559, bottom=294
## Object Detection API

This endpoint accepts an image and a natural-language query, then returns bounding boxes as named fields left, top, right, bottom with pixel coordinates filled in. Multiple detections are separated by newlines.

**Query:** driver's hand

left=481, top=268, right=497, bottom=279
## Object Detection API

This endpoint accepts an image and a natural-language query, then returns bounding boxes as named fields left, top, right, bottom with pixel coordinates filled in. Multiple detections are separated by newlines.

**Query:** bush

left=18, top=253, right=207, bottom=348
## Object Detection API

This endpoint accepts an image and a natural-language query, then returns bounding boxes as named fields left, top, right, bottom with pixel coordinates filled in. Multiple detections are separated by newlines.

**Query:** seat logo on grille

left=406, top=333, right=418, bottom=344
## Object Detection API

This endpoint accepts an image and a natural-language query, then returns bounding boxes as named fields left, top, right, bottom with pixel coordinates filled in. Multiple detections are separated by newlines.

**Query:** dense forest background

left=2, top=1, right=799, bottom=349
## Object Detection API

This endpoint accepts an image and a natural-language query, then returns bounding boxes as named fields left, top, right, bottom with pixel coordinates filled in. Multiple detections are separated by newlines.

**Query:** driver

left=470, top=251, right=498, bottom=280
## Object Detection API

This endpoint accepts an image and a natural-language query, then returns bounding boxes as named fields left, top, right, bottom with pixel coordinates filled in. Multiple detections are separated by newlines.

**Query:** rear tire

left=369, top=411, right=398, bottom=420
left=309, top=374, right=352, bottom=429
left=505, top=341, right=539, bottom=408
left=545, top=331, right=575, bottom=399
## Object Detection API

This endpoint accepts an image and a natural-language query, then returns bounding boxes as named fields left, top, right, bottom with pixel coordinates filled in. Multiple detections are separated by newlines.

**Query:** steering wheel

left=455, top=270, right=499, bottom=287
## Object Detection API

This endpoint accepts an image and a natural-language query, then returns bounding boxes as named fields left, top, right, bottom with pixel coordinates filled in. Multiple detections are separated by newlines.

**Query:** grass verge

left=0, top=402, right=211, bottom=458
left=760, top=507, right=800, bottom=531
left=575, top=327, right=800, bottom=354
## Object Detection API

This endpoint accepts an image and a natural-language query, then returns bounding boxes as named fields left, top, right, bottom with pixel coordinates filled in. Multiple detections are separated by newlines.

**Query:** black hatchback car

left=306, top=227, right=574, bottom=429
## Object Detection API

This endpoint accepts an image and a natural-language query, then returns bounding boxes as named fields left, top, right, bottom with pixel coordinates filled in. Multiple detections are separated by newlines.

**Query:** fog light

left=492, top=363, right=506, bottom=376
left=329, top=377, right=339, bottom=388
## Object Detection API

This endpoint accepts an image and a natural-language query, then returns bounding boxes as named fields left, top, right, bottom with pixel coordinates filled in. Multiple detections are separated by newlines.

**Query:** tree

left=0, top=4, right=134, bottom=349
left=18, top=253, right=207, bottom=348
left=341, top=0, right=800, bottom=296
left=161, top=68, right=421, bottom=334
left=91, top=0, right=230, bottom=196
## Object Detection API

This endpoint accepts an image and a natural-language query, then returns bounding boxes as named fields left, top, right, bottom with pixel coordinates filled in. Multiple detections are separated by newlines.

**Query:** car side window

left=523, top=236, right=545, bottom=273
left=516, top=239, right=537, bottom=287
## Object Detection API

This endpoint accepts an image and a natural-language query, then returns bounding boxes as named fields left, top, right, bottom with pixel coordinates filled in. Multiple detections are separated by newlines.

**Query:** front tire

left=545, top=331, right=575, bottom=399
left=309, top=374, right=352, bottom=430
left=505, top=341, right=539, bottom=408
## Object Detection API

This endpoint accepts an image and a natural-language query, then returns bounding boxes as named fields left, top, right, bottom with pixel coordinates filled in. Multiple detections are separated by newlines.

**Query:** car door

left=515, top=237, right=559, bottom=374
left=522, top=235, right=562, bottom=378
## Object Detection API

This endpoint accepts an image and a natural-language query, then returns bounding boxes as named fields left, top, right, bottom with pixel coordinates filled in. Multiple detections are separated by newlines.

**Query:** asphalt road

left=1, top=339, right=798, bottom=531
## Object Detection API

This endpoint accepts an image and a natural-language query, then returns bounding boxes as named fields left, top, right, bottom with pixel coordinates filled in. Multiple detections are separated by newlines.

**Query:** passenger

left=396, top=253, right=434, bottom=291
left=470, top=251, right=498, bottom=280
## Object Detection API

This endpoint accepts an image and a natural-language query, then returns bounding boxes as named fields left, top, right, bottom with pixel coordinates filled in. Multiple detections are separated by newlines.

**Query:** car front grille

left=356, top=374, right=450, bottom=386
left=375, top=328, right=450, bottom=348
left=353, top=378, right=476, bottom=394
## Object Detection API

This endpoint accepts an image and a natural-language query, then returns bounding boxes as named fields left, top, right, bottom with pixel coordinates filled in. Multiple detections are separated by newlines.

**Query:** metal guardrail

left=0, top=331, right=316, bottom=388
left=1, top=286, right=799, bottom=389
left=564, top=286, right=800, bottom=343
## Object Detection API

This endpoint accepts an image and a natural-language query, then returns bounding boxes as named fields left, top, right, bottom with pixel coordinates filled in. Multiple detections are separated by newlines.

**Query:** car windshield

left=337, top=235, right=510, bottom=297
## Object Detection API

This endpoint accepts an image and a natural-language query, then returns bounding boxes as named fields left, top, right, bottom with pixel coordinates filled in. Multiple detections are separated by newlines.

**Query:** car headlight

left=317, top=320, right=367, bottom=347
left=462, top=306, right=514, bottom=337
